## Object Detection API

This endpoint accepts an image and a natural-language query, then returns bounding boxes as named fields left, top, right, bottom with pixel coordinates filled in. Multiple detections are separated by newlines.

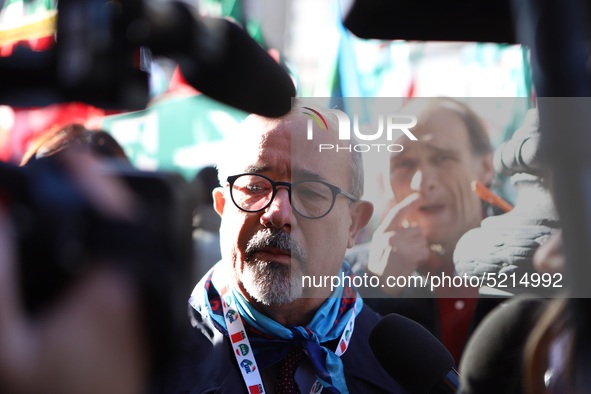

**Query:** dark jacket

left=151, top=305, right=408, bottom=394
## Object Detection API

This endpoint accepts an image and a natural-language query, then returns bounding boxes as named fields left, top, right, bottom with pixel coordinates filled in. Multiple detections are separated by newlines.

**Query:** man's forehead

left=240, top=161, right=328, bottom=183
left=392, top=111, right=471, bottom=152
left=240, top=114, right=286, bottom=136
left=390, top=130, right=469, bottom=161
left=233, top=115, right=288, bottom=150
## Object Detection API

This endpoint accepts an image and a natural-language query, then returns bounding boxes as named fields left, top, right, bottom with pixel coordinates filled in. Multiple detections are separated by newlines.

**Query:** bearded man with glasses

left=151, top=106, right=409, bottom=394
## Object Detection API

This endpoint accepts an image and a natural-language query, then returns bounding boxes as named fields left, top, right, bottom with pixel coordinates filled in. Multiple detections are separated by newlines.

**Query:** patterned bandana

left=189, top=261, right=363, bottom=394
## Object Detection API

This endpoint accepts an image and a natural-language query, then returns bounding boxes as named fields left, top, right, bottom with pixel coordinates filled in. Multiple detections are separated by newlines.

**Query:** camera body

left=0, top=159, right=195, bottom=373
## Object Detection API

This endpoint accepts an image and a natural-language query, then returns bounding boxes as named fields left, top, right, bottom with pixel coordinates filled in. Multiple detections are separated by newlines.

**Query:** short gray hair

left=216, top=103, right=366, bottom=199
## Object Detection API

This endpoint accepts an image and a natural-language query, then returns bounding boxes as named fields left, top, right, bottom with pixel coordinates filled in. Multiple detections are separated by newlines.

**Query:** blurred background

left=0, top=0, right=531, bottom=182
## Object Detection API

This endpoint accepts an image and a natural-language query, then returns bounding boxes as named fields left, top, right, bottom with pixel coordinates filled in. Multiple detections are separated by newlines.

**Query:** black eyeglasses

left=227, top=173, right=358, bottom=219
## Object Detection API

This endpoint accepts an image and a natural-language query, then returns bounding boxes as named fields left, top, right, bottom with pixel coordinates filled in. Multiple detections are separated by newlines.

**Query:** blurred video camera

left=0, top=157, right=195, bottom=374
left=0, top=0, right=294, bottom=375
left=0, top=0, right=295, bottom=116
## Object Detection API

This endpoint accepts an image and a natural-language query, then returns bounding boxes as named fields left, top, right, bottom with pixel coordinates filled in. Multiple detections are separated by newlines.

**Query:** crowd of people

left=0, top=97, right=581, bottom=394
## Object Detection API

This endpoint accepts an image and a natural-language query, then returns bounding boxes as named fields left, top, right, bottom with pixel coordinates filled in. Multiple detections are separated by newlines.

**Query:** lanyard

left=219, top=286, right=356, bottom=394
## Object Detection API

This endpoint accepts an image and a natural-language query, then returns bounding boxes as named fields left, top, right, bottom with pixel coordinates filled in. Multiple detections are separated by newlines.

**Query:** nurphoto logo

left=303, top=107, right=418, bottom=153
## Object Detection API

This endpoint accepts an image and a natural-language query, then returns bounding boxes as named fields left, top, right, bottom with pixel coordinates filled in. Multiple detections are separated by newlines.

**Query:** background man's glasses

left=227, top=173, right=358, bottom=219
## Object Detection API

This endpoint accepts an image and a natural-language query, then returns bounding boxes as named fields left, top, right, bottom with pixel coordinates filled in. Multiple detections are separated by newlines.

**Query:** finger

left=396, top=238, right=430, bottom=261
left=378, top=193, right=422, bottom=233
left=367, top=243, right=391, bottom=276
left=368, top=228, right=428, bottom=276
left=395, top=226, right=424, bottom=238
left=400, top=220, right=420, bottom=229
left=429, top=243, right=445, bottom=256
left=371, top=227, right=424, bottom=255
left=418, top=250, right=444, bottom=272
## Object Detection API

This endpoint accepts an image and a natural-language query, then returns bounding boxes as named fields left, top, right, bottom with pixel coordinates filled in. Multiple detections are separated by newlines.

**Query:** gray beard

left=241, top=259, right=303, bottom=305
left=241, top=229, right=306, bottom=305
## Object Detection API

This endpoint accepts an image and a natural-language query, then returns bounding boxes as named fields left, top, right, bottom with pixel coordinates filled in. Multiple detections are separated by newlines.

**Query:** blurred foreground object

left=459, top=296, right=548, bottom=394
left=0, top=0, right=295, bottom=117
left=455, top=109, right=561, bottom=296
left=344, top=0, right=515, bottom=44
left=514, top=0, right=591, bottom=391
left=0, top=215, right=149, bottom=394
left=0, top=150, right=194, bottom=385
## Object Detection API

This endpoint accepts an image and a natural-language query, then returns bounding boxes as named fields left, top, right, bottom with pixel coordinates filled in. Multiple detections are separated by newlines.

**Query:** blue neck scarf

left=190, top=261, right=363, bottom=394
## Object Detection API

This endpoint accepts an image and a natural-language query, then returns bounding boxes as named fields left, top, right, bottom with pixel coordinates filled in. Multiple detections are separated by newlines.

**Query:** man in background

left=349, top=97, right=502, bottom=365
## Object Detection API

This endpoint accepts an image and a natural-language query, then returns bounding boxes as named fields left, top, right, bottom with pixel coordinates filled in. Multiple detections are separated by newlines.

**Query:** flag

left=230, top=330, right=246, bottom=343
left=248, top=384, right=264, bottom=394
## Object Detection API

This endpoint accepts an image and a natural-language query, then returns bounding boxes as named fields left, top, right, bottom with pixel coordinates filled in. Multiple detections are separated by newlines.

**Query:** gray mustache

left=245, top=229, right=305, bottom=263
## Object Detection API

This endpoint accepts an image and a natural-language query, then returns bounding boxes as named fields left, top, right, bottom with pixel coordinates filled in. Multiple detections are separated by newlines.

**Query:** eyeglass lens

left=230, top=174, right=336, bottom=218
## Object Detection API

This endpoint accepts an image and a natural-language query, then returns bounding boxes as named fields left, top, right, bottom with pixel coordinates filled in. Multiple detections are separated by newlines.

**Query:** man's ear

left=347, top=201, right=374, bottom=248
left=213, top=187, right=226, bottom=216
left=477, top=152, right=495, bottom=186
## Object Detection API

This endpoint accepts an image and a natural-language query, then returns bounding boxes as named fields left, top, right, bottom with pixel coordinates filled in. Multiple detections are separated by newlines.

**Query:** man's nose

left=260, top=188, right=292, bottom=229
left=410, top=167, right=436, bottom=193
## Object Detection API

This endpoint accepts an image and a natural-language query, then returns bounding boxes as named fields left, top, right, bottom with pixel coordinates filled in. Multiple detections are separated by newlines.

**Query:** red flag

left=248, top=384, right=263, bottom=394
left=230, top=331, right=246, bottom=343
